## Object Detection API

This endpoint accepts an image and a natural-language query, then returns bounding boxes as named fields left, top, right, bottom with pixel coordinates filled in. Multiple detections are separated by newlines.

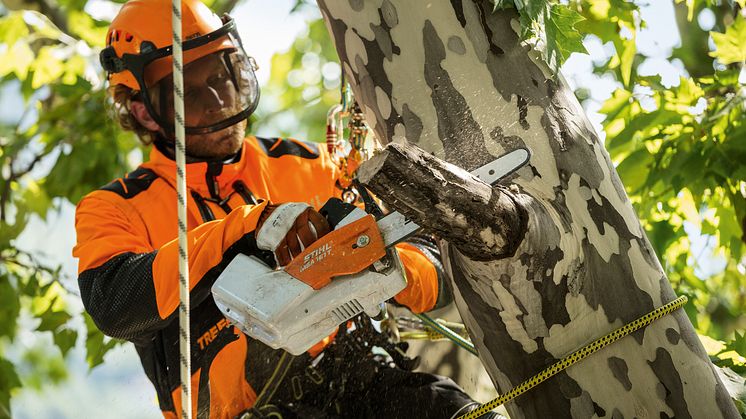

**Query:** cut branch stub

left=358, top=142, right=526, bottom=260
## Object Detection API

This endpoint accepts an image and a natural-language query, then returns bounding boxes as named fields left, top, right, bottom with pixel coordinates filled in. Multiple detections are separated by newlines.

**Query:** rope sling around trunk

left=459, top=295, right=688, bottom=419
left=171, top=1, right=192, bottom=418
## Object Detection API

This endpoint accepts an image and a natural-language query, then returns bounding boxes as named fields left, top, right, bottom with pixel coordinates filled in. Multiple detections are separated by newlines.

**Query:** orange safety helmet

left=100, top=0, right=260, bottom=135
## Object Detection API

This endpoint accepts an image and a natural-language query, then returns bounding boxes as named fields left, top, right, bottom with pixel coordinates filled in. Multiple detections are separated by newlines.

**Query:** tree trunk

left=316, top=1, right=740, bottom=418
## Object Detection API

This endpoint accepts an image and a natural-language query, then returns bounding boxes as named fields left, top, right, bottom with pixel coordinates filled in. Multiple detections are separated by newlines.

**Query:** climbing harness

left=459, top=295, right=688, bottom=419
left=239, top=314, right=419, bottom=418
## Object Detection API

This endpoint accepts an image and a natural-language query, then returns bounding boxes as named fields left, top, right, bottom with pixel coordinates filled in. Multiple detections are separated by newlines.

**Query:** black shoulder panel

left=101, top=167, right=158, bottom=199
left=255, top=137, right=320, bottom=159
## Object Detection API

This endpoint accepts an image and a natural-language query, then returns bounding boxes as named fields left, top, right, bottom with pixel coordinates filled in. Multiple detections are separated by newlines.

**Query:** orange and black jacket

left=73, top=136, right=448, bottom=419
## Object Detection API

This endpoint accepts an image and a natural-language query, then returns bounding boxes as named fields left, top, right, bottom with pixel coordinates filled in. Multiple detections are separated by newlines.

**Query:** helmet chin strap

left=153, top=132, right=242, bottom=164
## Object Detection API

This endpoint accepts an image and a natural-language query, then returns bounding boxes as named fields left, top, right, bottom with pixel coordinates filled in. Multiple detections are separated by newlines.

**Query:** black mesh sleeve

left=78, top=233, right=273, bottom=342
left=78, top=252, right=166, bottom=341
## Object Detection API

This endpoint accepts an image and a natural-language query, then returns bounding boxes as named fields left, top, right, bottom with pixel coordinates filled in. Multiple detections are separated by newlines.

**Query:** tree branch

left=23, top=0, right=68, bottom=34
left=0, top=152, right=45, bottom=223
left=358, top=142, right=527, bottom=260
left=0, top=248, right=78, bottom=296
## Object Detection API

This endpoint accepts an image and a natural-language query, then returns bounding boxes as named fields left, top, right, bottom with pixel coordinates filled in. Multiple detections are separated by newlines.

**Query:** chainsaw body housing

left=212, top=209, right=406, bottom=355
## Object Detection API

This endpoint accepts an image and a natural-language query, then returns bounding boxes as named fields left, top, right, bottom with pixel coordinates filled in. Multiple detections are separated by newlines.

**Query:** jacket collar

left=142, top=137, right=254, bottom=198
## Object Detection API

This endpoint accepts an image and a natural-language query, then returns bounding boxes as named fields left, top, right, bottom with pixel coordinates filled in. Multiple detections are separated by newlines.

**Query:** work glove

left=256, top=202, right=331, bottom=266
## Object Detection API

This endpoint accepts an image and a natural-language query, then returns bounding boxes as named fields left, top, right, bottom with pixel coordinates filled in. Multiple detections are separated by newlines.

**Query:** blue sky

left=9, top=1, right=693, bottom=417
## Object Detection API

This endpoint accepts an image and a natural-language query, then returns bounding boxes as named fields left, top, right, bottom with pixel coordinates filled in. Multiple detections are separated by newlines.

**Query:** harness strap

left=255, top=352, right=297, bottom=407
left=239, top=352, right=298, bottom=419
left=191, top=190, right=216, bottom=222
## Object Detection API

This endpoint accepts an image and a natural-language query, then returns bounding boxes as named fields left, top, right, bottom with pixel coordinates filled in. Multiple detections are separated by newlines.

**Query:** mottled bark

left=358, top=142, right=526, bottom=260
left=316, top=0, right=739, bottom=418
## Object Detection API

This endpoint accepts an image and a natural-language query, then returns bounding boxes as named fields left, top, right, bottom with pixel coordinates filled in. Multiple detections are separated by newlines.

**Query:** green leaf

left=618, top=35, right=636, bottom=87
left=599, top=88, right=633, bottom=120
left=67, top=11, right=108, bottom=48
left=710, top=15, right=746, bottom=65
left=489, top=0, right=516, bottom=11
left=20, top=180, right=51, bottom=219
left=714, top=68, right=741, bottom=86
left=0, top=275, right=21, bottom=340
left=0, top=357, right=21, bottom=419
left=0, top=41, right=35, bottom=81
left=523, top=0, right=549, bottom=20
left=19, top=272, right=40, bottom=297
left=674, top=0, right=696, bottom=21
left=36, top=306, right=72, bottom=332
left=646, top=220, right=681, bottom=257
left=30, top=283, right=64, bottom=316
left=83, top=312, right=121, bottom=369
left=30, top=46, right=66, bottom=88
left=544, top=5, right=588, bottom=68
left=616, top=148, right=653, bottom=192
left=576, top=0, right=638, bottom=45
left=0, top=12, right=29, bottom=45
left=19, top=346, right=68, bottom=389
left=607, top=109, right=675, bottom=156
left=725, top=331, right=746, bottom=359
left=681, top=267, right=709, bottom=292
left=56, top=0, right=87, bottom=12
left=53, top=328, right=78, bottom=358
left=715, top=205, right=742, bottom=257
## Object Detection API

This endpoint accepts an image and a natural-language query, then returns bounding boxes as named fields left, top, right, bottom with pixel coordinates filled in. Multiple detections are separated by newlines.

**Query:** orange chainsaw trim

left=284, top=215, right=386, bottom=290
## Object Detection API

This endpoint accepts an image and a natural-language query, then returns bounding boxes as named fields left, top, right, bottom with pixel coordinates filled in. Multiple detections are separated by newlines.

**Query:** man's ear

left=130, top=100, right=161, bottom=131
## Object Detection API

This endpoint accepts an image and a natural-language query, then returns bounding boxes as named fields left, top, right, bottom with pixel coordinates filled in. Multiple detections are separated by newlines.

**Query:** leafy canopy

left=1, top=0, right=745, bottom=416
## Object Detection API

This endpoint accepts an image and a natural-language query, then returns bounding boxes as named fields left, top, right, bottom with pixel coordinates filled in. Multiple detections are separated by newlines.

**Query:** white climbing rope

left=171, top=1, right=191, bottom=418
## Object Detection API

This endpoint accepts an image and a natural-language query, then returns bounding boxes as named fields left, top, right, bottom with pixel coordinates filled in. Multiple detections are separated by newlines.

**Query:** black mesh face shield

left=102, top=16, right=260, bottom=135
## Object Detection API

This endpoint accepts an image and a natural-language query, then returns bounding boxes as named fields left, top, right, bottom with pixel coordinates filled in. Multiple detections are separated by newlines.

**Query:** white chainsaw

left=212, top=148, right=530, bottom=355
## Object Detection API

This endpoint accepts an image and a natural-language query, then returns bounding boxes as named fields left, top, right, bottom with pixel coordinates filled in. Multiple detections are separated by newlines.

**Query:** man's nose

left=203, top=86, right=225, bottom=114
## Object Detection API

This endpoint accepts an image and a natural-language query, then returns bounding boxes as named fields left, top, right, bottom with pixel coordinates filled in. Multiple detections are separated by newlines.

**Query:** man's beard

left=184, top=120, right=246, bottom=159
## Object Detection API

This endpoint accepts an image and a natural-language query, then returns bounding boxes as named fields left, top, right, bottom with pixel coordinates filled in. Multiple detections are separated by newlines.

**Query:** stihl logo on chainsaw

left=300, top=243, right=332, bottom=272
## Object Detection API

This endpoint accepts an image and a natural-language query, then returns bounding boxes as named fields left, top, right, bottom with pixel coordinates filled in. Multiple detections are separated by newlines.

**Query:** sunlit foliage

left=0, top=0, right=744, bottom=417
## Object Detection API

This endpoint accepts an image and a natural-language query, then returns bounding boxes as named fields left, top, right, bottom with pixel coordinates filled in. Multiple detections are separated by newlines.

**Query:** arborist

left=72, top=0, right=497, bottom=417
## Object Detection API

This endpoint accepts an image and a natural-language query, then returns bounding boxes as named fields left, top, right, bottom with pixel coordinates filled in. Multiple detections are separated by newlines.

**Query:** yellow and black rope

left=459, top=296, right=688, bottom=419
